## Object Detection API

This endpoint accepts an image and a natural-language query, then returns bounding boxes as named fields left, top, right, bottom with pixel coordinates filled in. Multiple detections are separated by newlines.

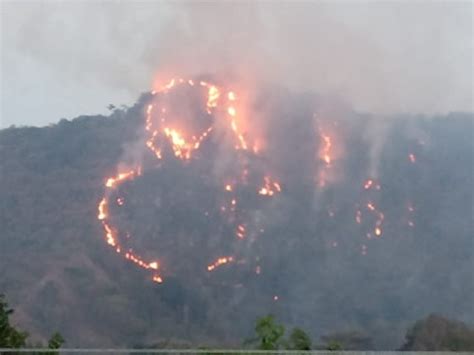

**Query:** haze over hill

left=2, top=2, right=472, bottom=127
left=0, top=81, right=472, bottom=348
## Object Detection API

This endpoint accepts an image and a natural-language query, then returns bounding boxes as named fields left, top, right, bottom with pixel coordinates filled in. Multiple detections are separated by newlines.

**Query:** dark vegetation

left=2, top=292, right=473, bottom=351
left=0, top=294, right=64, bottom=351
left=0, top=91, right=472, bottom=349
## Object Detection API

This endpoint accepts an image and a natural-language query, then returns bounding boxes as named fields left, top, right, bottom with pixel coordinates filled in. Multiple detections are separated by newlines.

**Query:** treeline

left=3, top=293, right=473, bottom=352
left=245, top=314, right=474, bottom=351
left=0, top=294, right=64, bottom=351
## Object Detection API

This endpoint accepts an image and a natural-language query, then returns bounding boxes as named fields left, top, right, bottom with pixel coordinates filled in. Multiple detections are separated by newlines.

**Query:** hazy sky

left=1, top=1, right=472, bottom=127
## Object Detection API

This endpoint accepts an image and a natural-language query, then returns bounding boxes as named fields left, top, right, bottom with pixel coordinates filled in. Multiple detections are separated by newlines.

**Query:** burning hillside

left=0, top=84, right=472, bottom=347
left=95, top=76, right=458, bottom=291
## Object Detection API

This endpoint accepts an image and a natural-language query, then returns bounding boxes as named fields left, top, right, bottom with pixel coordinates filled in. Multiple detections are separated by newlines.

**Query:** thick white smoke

left=1, top=1, right=472, bottom=127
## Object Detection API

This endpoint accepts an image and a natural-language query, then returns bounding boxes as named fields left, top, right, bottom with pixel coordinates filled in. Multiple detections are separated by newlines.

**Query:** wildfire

left=96, top=77, right=281, bottom=284
left=316, top=122, right=341, bottom=187
left=366, top=201, right=385, bottom=237
left=207, top=256, right=234, bottom=271
left=364, top=179, right=381, bottom=190
left=355, top=178, right=386, bottom=241
left=206, top=84, right=220, bottom=112
left=236, top=224, right=246, bottom=239
left=320, top=132, right=332, bottom=165
left=105, top=169, right=138, bottom=188
left=97, top=75, right=417, bottom=283
left=258, top=176, right=282, bottom=196
left=152, top=275, right=163, bottom=283
left=98, top=198, right=107, bottom=220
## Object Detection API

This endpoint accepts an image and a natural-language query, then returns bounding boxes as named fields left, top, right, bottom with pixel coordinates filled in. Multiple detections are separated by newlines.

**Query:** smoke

left=2, top=0, right=473, bottom=125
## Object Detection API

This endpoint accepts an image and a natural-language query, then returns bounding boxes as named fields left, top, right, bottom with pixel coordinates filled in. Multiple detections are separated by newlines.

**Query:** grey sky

left=1, top=1, right=472, bottom=128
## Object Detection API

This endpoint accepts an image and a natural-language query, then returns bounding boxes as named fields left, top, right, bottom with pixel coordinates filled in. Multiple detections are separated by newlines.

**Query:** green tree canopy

left=254, top=315, right=285, bottom=350
left=0, top=294, right=65, bottom=350
left=287, top=327, right=312, bottom=350
left=48, top=332, right=65, bottom=349
left=0, top=294, right=28, bottom=348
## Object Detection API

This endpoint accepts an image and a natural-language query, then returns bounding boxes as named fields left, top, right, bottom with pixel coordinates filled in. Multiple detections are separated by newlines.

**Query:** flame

left=409, top=153, right=416, bottom=163
left=227, top=105, right=248, bottom=150
left=105, top=170, right=138, bottom=188
left=207, top=256, right=234, bottom=271
left=364, top=179, right=373, bottom=190
left=320, top=132, right=332, bottom=165
left=207, top=85, right=220, bottom=112
left=153, top=275, right=163, bottom=283
left=316, top=122, right=342, bottom=187
left=148, top=261, right=159, bottom=270
left=145, top=78, right=221, bottom=161
left=103, top=222, right=116, bottom=247
left=356, top=178, right=387, bottom=241
left=366, top=201, right=384, bottom=237
left=236, top=224, right=246, bottom=239
left=258, top=176, right=282, bottom=196
left=363, top=179, right=381, bottom=190
left=98, top=198, right=107, bottom=220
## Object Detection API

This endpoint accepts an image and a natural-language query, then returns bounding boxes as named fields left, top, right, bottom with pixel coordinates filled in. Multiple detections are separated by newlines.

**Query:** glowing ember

left=228, top=107, right=236, bottom=117
left=364, top=179, right=374, bottom=190
left=152, top=275, right=163, bottom=283
left=148, top=261, right=159, bottom=270
left=98, top=198, right=107, bottom=220
left=105, top=170, right=138, bottom=188
left=207, top=256, right=234, bottom=271
left=320, top=133, right=332, bottom=165
left=207, top=85, right=220, bottom=111
left=236, top=224, right=246, bottom=239
left=258, top=176, right=282, bottom=196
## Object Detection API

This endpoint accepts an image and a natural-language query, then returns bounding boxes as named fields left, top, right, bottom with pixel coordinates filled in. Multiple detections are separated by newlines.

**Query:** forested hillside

left=0, top=89, right=472, bottom=349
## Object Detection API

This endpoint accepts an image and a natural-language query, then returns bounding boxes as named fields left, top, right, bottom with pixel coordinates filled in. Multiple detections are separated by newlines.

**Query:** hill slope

left=0, top=89, right=473, bottom=349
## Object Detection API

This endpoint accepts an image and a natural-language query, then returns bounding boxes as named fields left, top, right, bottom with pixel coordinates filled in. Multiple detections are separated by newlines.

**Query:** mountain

left=0, top=84, right=472, bottom=349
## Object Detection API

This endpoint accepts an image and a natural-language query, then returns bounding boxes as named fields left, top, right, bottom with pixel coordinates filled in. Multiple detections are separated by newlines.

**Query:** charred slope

left=0, top=92, right=472, bottom=348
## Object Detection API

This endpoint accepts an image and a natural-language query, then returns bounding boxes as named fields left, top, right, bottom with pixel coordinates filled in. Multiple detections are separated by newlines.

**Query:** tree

left=325, top=340, right=343, bottom=351
left=0, top=294, right=65, bottom=351
left=287, top=327, right=312, bottom=350
left=254, top=315, right=285, bottom=350
left=400, top=314, right=474, bottom=351
left=0, top=294, right=28, bottom=348
left=48, top=332, right=65, bottom=349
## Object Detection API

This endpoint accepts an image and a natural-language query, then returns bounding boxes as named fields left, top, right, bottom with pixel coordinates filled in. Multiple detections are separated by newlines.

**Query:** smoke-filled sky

left=1, top=1, right=472, bottom=127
